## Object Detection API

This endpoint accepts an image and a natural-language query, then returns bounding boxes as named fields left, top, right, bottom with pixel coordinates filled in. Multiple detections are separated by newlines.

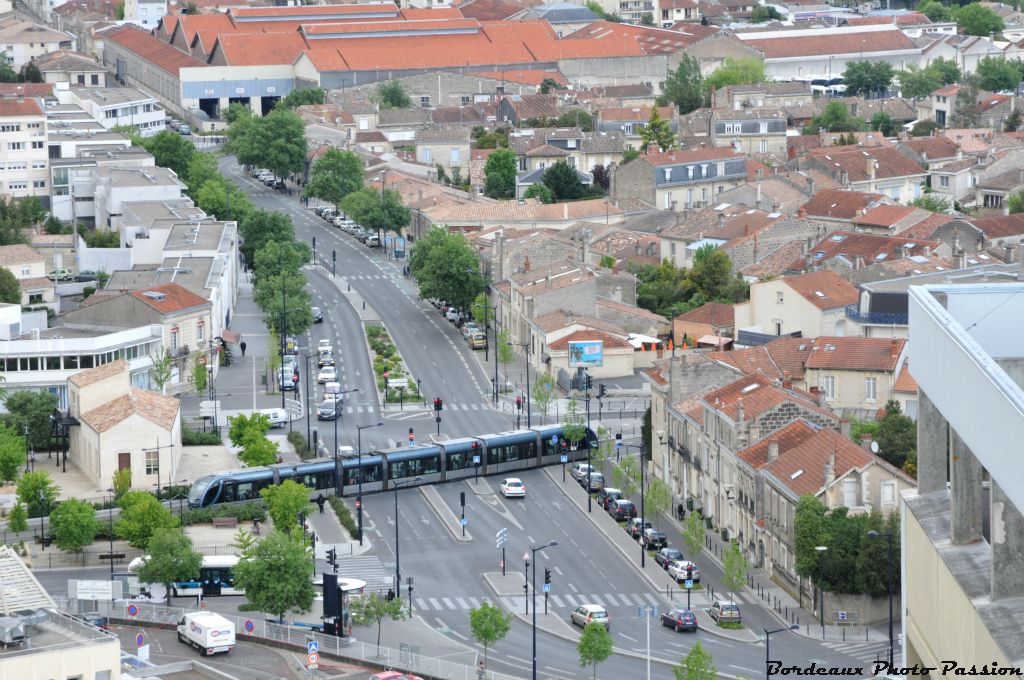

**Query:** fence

left=65, top=598, right=521, bottom=680
left=26, top=544, right=239, bottom=570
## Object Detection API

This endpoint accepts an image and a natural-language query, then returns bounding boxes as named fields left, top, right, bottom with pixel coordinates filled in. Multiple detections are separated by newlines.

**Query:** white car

left=257, top=408, right=288, bottom=429
left=317, top=339, right=333, bottom=354
left=500, top=478, right=526, bottom=498
left=667, top=560, right=701, bottom=584
left=317, top=366, right=338, bottom=384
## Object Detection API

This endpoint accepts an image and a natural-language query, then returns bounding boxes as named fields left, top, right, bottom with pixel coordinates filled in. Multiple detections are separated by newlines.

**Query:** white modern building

left=64, top=86, right=166, bottom=137
left=124, top=0, right=169, bottom=30
left=0, top=16, right=75, bottom=68
left=0, top=96, right=49, bottom=199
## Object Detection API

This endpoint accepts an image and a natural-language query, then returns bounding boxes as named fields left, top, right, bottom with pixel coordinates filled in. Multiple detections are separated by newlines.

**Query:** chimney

left=824, top=450, right=836, bottom=487
left=523, top=255, right=531, bottom=273
left=867, top=158, right=876, bottom=180
left=768, top=441, right=779, bottom=463
left=718, top=213, right=726, bottom=228
left=797, top=207, right=807, bottom=219
left=840, top=419, right=851, bottom=438
left=891, top=338, right=899, bottom=358
left=736, top=398, right=746, bottom=426
left=859, top=433, right=874, bottom=452
left=563, top=203, right=568, bottom=220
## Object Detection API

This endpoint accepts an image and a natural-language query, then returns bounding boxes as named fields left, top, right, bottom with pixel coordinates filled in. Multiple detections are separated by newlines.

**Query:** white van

left=177, top=611, right=235, bottom=656
left=258, top=408, right=288, bottom=428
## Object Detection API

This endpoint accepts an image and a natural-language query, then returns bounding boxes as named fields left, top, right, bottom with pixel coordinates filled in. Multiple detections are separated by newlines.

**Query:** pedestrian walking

left=240, top=340, right=247, bottom=357
left=677, top=503, right=686, bottom=521
left=252, top=519, right=261, bottom=536
left=316, top=493, right=326, bottom=514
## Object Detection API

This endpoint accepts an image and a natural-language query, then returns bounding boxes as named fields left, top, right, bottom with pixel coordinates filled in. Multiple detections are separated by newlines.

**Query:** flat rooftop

left=73, top=86, right=156, bottom=107
left=166, top=220, right=233, bottom=252
left=123, top=199, right=204, bottom=227
left=93, top=165, right=182, bottom=187
left=862, top=262, right=1021, bottom=293
left=0, top=610, right=119, bottom=663
left=106, top=258, right=216, bottom=295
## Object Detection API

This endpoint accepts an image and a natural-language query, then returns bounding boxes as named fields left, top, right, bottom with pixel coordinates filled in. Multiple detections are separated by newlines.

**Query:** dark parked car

left=317, top=399, right=343, bottom=421
left=73, top=612, right=109, bottom=630
left=641, top=528, right=667, bottom=550
left=585, top=472, right=605, bottom=492
left=608, top=499, right=637, bottom=522
left=597, top=487, right=622, bottom=510
left=312, top=306, right=323, bottom=323
left=318, top=352, right=335, bottom=368
left=75, top=270, right=99, bottom=282
left=655, top=548, right=684, bottom=569
left=660, top=608, right=697, bottom=633
left=626, top=518, right=652, bottom=540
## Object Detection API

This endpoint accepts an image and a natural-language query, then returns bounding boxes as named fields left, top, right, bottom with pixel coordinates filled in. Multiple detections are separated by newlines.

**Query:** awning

left=698, top=335, right=732, bottom=348
left=627, top=333, right=661, bottom=349
left=219, top=329, right=241, bottom=344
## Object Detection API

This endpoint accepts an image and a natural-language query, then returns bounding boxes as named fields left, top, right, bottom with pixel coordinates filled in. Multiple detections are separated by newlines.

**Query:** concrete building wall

left=103, top=41, right=183, bottom=113
left=0, top=636, right=120, bottom=679
left=804, top=367, right=896, bottom=410
left=558, top=55, right=669, bottom=92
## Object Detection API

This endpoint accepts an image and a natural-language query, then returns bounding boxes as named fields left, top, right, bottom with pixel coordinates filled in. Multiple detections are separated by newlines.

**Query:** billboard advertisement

left=568, top=341, right=604, bottom=368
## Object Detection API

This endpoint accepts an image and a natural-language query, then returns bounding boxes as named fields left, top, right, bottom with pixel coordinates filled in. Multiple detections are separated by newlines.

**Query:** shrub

left=182, top=427, right=222, bottom=446
left=287, top=431, right=314, bottom=460
left=179, top=501, right=266, bottom=526
left=327, top=496, right=360, bottom=540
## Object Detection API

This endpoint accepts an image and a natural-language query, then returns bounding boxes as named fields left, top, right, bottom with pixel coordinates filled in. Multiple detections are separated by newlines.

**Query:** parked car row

left=168, top=118, right=191, bottom=135
left=425, top=299, right=488, bottom=351
left=250, top=167, right=285, bottom=190
left=314, top=206, right=380, bottom=247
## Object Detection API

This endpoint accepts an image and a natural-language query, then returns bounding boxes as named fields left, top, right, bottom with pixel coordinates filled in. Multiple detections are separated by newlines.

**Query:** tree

left=409, top=229, right=485, bottom=312
left=348, top=591, right=408, bottom=655
left=137, top=528, right=203, bottom=603
left=304, top=148, right=364, bottom=208
left=192, top=356, right=208, bottom=394
left=531, top=375, right=556, bottom=423
left=704, top=58, right=767, bottom=94
left=542, top=160, right=586, bottom=201
left=228, top=412, right=281, bottom=468
left=468, top=600, right=512, bottom=669
left=223, top=102, right=251, bottom=124
left=260, top=480, right=313, bottom=531
left=253, top=240, right=311, bottom=279
left=674, top=641, right=716, bottom=680
left=804, top=102, right=867, bottom=134
left=239, top=210, right=295, bottom=269
left=339, top=186, right=410, bottom=237
left=640, top=11, right=654, bottom=24
left=918, top=0, right=951, bottom=22
left=911, top=120, right=940, bottom=137
left=842, top=61, right=895, bottom=98
left=2, top=389, right=58, bottom=453
left=613, top=455, right=639, bottom=500
left=7, top=502, right=28, bottom=534
left=184, top=151, right=220, bottom=196
left=1005, top=107, right=1023, bottom=133
left=49, top=498, right=100, bottom=553
left=0, top=423, right=25, bottom=482
left=524, top=183, right=554, bottom=203
left=484, top=148, right=517, bottom=199
left=279, top=87, right=325, bottom=109
left=750, top=5, right=782, bottom=21
left=683, top=507, right=705, bottom=558
left=194, top=176, right=251, bottom=223
left=113, top=467, right=132, bottom=501
left=260, top=108, right=307, bottom=181
left=911, top=194, right=952, bottom=213
left=116, top=491, right=178, bottom=548
left=497, top=329, right=514, bottom=380
left=599, top=255, right=616, bottom=269
left=17, top=471, right=59, bottom=519
left=955, top=3, right=1003, bottom=36
left=140, top=130, right=196, bottom=178
left=375, top=80, right=411, bottom=109
left=645, top=478, right=671, bottom=528
left=0, top=267, right=18, bottom=305
left=235, top=528, right=316, bottom=621
left=591, top=164, right=610, bottom=191
left=928, top=57, right=961, bottom=87
left=150, top=346, right=173, bottom=395
left=659, top=54, right=706, bottom=114
left=562, top=398, right=587, bottom=451
left=793, top=495, right=828, bottom=579
left=721, top=538, right=749, bottom=597
left=855, top=510, right=900, bottom=597
left=577, top=621, right=612, bottom=680
left=870, top=112, right=896, bottom=137
left=876, top=399, right=916, bottom=470
left=977, top=57, right=1022, bottom=94
left=1008, top=191, right=1024, bottom=214
left=640, top=107, right=676, bottom=153
left=0, top=60, right=18, bottom=83
left=539, top=77, right=565, bottom=94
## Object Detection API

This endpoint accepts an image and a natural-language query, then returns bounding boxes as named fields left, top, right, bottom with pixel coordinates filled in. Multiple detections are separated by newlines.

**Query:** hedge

left=327, top=496, right=360, bottom=541
left=183, top=427, right=222, bottom=446
left=288, top=431, right=315, bottom=460
left=180, top=501, right=267, bottom=527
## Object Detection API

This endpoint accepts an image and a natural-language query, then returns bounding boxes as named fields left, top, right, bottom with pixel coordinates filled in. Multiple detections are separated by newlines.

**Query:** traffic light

left=515, top=395, right=523, bottom=411
left=327, top=548, right=336, bottom=566
left=560, top=439, right=568, bottom=451
left=433, top=397, right=443, bottom=411
left=355, top=498, right=362, bottom=511
left=408, top=427, right=415, bottom=443
left=584, top=374, right=593, bottom=390
left=544, top=567, right=551, bottom=585
left=615, top=432, right=622, bottom=442
left=312, top=236, right=316, bottom=249
left=598, top=383, right=606, bottom=398
left=332, top=250, right=336, bottom=263
left=471, top=441, right=482, bottom=463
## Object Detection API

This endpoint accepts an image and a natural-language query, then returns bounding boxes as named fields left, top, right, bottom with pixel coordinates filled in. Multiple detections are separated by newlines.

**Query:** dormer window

left=700, top=164, right=709, bottom=178
left=664, top=168, right=672, bottom=182
left=687, top=166, right=694, bottom=180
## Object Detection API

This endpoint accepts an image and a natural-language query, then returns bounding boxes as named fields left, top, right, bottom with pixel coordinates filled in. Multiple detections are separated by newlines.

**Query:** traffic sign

left=244, top=619, right=254, bottom=633
left=307, top=640, right=318, bottom=654
left=472, top=454, right=481, bottom=465
left=615, top=441, right=623, bottom=449
left=496, top=528, right=508, bottom=548
left=559, top=454, right=568, bottom=463
left=135, top=632, right=145, bottom=648
left=684, top=579, right=694, bottom=589
left=460, top=518, right=468, bottom=526
left=551, top=435, right=558, bottom=445
left=127, top=604, right=138, bottom=618
left=543, top=583, right=551, bottom=593
left=838, top=611, right=847, bottom=621
left=307, top=651, right=319, bottom=668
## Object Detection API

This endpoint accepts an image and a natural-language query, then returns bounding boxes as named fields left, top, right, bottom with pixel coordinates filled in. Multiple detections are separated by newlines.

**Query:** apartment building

left=611, top=148, right=748, bottom=211
left=0, top=97, right=48, bottom=199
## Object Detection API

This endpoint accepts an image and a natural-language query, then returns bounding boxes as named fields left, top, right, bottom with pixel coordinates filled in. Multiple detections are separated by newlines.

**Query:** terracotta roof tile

left=596, top=297, right=668, bottom=322
left=763, top=426, right=874, bottom=497
left=675, top=301, right=734, bottom=327
left=892, top=212, right=951, bottom=239
left=702, top=373, right=831, bottom=423
left=80, top=387, right=179, bottom=433
left=0, top=98, right=43, bottom=117
left=637, top=147, right=742, bottom=167
left=738, top=419, right=817, bottom=469
left=17, top=276, right=51, bottom=290
left=130, top=283, right=210, bottom=314
left=800, top=189, right=887, bottom=220
left=741, top=240, right=805, bottom=279
left=739, top=26, right=916, bottom=59
left=0, top=244, right=43, bottom=266
left=709, top=337, right=813, bottom=382
left=807, top=146, right=928, bottom=183
left=805, top=337, right=905, bottom=372
left=69, top=358, right=128, bottom=387
left=0, top=83, right=53, bottom=98
left=533, top=310, right=624, bottom=334
left=852, top=204, right=917, bottom=228
left=792, top=230, right=940, bottom=271
left=967, top=214, right=1024, bottom=239
left=779, top=271, right=859, bottom=309
left=548, top=329, right=631, bottom=350
left=902, top=136, right=958, bottom=160
left=644, top=366, right=668, bottom=386
left=214, top=31, right=308, bottom=65
left=893, top=364, right=918, bottom=392
left=525, top=143, right=568, bottom=157
left=459, top=0, right=542, bottom=21
left=597, top=105, right=675, bottom=123
left=106, top=25, right=207, bottom=76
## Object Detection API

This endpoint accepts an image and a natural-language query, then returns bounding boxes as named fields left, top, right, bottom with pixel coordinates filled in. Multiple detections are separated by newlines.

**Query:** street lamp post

left=328, top=387, right=360, bottom=491
left=512, top=342, right=532, bottom=427
left=868, top=530, right=895, bottom=666
left=531, top=540, right=558, bottom=680
left=764, top=625, right=800, bottom=678
left=38, top=489, right=47, bottom=552
left=356, top=421, right=383, bottom=546
left=106, top=487, right=115, bottom=577
left=815, top=545, right=828, bottom=628
left=622, top=442, right=647, bottom=566
left=392, top=476, right=422, bottom=601
left=303, top=353, right=316, bottom=446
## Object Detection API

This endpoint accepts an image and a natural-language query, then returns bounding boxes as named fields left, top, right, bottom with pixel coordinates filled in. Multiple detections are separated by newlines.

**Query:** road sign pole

left=502, top=547, right=506, bottom=576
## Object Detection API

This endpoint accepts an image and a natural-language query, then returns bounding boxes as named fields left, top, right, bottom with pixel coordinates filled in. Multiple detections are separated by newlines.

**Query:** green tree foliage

left=50, top=498, right=99, bottom=553
left=918, top=0, right=951, bottom=22
left=497, top=329, right=514, bottom=369
left=640, top=11, right=655, bottom=24
left=793, top=495, right=829, bottom=579
left=683, top=508, right=705, bottom=557
left=409, top=228, right=485, bottom=312
left=842, top=61, right=895, bottom=97
left=348, top=592, right=408, bottom=653
left=804, top=101, right=868, bottom=134
left=239, top=210, right=295, bottom=269
left=484, top=148, right=517, bottom=199
left=17, top=471, right=59, bottom=518
left=150, top=346, right=173, bottom=394
left=304, top=148, right=364, bottom=209
left=256, top=273, right=313, bottom=341
left=2, top=389, right=58, bottom=453
left=226, top=108, right=307, bottom=180
left=621, top=148, right=640, bottom=165
left=645, top=477, right=671, bottom=528
left=674, top=641, right=716, bottom=680
left=340, top=186, right=410, bottom=235
left=659, top=54, right=706, bottom=114
left=599, top=255, right=616, bottom=269
left=542, top=160, right=588, bottom=201
left=721, top=539, right=749, bottom=596
left=640, top=107, right=676, bottom=153
left=0, top=196, right=44, bottom=245
left=911, top=194, right=952, bottom=213
left=375, top=80, right=412, bottom=109
left=955, top=3, right=1003, bottom=36
left=750, top=5, right=782, bottom=21
left=704, top=58, right=768, bottom=94
left=899, top=58, right=961, bottom=100
left=642, top=406, right=652, bottom=463
left=471, top=293, right=494, bottom=328
left=137, top=528, right=203, bottom=602
left=19, top=63, right=42, bottom=84
left=0, top=268, right=18, bottom=304
left=194, top=175, right=251, bottom=223
left=0, top=423, right=25, bottom=482
left=531, top=375, right=556, bottom=421
left=855, top=510, right=901, bottom=597
left=473, top=129, right=509, bottom=149
left=253, top=240, right=311, bottom=279
left=279, top=87, right=325, bottom=109
left=522, top=109, right=593, bottom=132
left=562, top=398, right=587, bottom=450
left=613, top=455, right=639, bottom=500
left=539, top=77, right=565, bottom=94
left=113, top=467, right=132, bottom=501
left=977, top=57, right=1023, bottom=93
left=910, top=120, right=940, bottom=137
left=7, top=502, right=28, bottom=533
left=1005, top=107, right=1023, bottom=133
left=235, top=528, right=315, bottom=620
left=524, top=183, right=554, bottom=203
left=951, top=74, right=982, bottom=128
left=468, top=600, right=512, bottom=669
left=1008, top=191, right=1024, bottom=214
left=876, top=399, right=916, bottom=470
left=0, top=60, right=18, bottom=83
left=139, top=131, right=196, bottom=179
left=116, top=491, right=178, bottom=548
left=260, top=480, right=313, bottom=531
left=183, top=151, right=220, bottom=196
left=870, top=112, right=896, bottom=137
left=577, top=621, right=613, bottom=680
left=228, top=412, right=281, bottom=468
left=585, top=0, right=621, bottom=21
left=223, top=102, right=251, bottom=124
left=626, top=249, right=747, bottom=319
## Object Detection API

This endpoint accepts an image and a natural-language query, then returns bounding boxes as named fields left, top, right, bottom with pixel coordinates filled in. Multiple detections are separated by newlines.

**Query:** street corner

left=467, top=477, right=496, bottom=497
left=481, top=571, right=529, bottom=599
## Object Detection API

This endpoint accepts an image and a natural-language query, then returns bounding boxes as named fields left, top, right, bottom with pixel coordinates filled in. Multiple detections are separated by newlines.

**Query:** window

left=31, top=141, right=43, bottom=149
left=33, top=180, right=45, bottom=188
left=822, top=376, right=835, bottom=400
left=358, top=117, right=368, bottom=130
left=420, top=96, right=430, bottom=108
left=939, top=175, right=949, bottom=187
left=8, top=142, right=23, bottom=151
left=865, top=377, right=877, bottom=402
left=0, top=124, right=19, bottom=132
left=450, top=148, right=460, bottom=166
left=145, top=448, right=159, bottom=475
left=8, top=181, right=26, bottom=190
left=842, top=477, right=859, bottom=506
left=422, top=148, right=431, bottom=163
left=77, top=74, right=85, bottom=84
left=28, top=293, right=43, bottom=304
left=170, top=329, right=179, bottom=351
left=461, top=95, right=471, bottom=106
left=91, top=74, right=99, bottom=85
left=759, top=139, right=768, bottom=153
left=776, top=291, right=784, bottom=304
left=196, top=321, right=204, bottom=342
left=19, top=266, right=29, bottom=276
left=880, top=481, right=896, bottom=506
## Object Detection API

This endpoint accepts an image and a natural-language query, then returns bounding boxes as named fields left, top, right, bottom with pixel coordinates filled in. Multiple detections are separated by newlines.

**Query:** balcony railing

left=844, top=305, right=908, bottom=325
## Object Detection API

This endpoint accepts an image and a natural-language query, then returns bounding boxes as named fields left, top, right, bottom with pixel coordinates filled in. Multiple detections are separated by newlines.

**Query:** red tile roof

left=800, top=189, right=887, bottom=220
left=805, top=337, right=905, bottom=372
left=933, top=84, right=960, bottom=97
left=639, top=147, right=742, bottom=167
left=0, top=83, right=54, bottom=98
left=644, top=366, right=668, bottom=386
left=69, top=358, right=128, bottom=387
left=968, top=214, right=1024, bottom=239
left=598, top=105, right=675, bottom=122
left=301, top=18, right=480, bottom=35
left=459, top=0, right=542, bottom=21
left=709, top=336, right=813, bottom=382
left=808, top=145, right=928, bottom=183
left=852, top=204, right=917, bottom=229
left=791, top=230, right=940, bottom=271
left=174, top=12, right=235, bottom=45
left=214, top=31, right=309, bottom=65
left=739, top=27, right=917, bottom=59
left=547, top=330, right=631, bottom=350
left=738, top=419, right=817, bottom=469
left=762, top=426, right=874, bottom=497
left=702, top=373, right=832, bottom=423
left=0, top=98, right=43, bottom=117
left=778, top=271, right=859, bottom=310
left=130, top=283, right=210, bottom=314
left=893, top=364, right=918, bottom=392
left=675, top=301, right=734, bottom=327
left=106, top=25, right=207, bottom=76
left=902, top=136, right=958, bottom=160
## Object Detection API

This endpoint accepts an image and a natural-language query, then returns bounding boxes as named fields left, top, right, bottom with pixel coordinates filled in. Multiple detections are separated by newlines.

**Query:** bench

left=211, top=517, right=239, bottom=528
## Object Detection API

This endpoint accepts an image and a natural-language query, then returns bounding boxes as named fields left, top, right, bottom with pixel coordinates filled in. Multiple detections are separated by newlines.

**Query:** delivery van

left=177, top=611, right=235, bottom=656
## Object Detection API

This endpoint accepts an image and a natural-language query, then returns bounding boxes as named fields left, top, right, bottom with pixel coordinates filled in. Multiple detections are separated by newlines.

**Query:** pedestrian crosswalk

left=322, top=554, right=394, bottom=588
left=344, top=274, right=400, bottom=281
left=821, top=640, right=893, bottom=665
left=412, top=592, right=661, bottom=613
